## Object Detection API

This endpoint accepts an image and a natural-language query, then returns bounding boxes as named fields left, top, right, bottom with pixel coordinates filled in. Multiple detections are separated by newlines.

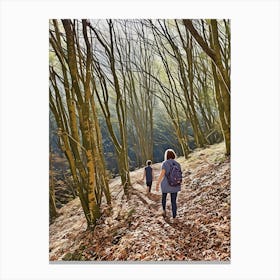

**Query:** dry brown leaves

left=49, top=143, right=230, bottom=262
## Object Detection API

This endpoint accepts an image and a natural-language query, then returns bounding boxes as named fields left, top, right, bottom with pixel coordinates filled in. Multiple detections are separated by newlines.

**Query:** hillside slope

left=49, top=142, right=230, bottom=261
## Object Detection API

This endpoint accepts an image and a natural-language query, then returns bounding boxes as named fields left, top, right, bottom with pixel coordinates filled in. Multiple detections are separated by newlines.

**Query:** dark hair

left=146, top=160, right=152, bottom=165
left=166, top=150, right=175, bottom=160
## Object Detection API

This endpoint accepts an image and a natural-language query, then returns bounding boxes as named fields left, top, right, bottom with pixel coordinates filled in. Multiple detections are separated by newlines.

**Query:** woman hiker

left=156, top=149, right=182, bottom=223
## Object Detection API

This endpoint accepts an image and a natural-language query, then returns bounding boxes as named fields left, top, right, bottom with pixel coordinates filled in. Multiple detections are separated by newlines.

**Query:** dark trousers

left=162, top=192, right=178, bottom=218
left=146, top=181, right=152, bottom=192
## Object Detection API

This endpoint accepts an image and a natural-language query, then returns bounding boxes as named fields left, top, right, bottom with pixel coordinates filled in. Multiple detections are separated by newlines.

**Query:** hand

left=156, top=183, right=159, bottom=192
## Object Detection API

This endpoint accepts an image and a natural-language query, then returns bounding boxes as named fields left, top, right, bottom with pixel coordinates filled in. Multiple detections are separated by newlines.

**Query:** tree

left=124, top=20, right=155, bottom=165
left=49, top=148, right=57, bottom=220
left=49, top=19, right=111, bottom=230
left=183, top=19, right=230, bottom=155
left=87, top=20, right=132, bottom=195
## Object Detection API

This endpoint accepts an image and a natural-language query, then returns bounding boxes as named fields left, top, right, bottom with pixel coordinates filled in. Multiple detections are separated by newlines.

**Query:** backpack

left=166, top=161, right=183, bottom=187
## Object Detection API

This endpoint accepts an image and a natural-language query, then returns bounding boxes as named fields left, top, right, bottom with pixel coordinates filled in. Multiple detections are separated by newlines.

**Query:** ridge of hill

left=49, top=142, right=230, bottom=261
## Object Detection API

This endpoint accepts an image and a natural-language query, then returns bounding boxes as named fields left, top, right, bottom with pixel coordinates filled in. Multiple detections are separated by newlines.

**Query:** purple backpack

left=166, top=161, right=182, bottom=187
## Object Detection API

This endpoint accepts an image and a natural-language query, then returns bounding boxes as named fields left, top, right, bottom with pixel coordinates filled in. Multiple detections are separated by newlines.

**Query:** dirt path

left=49, top=143, right=230, bottom=261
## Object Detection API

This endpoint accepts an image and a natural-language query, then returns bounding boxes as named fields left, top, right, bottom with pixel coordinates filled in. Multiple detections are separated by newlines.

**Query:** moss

left=71, top=251, right=83, bottom=260
left=127, top=208, right=135, bottom=218
left=62, top=252, right=72, bottom=261
left=62, top=250, right=84, bottom=261
left=213, top=154, right=226, bottom=163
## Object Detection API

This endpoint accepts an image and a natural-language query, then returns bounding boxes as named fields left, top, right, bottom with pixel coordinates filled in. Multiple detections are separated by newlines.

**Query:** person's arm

left=152, top=169, right=155, bottom=181
left=156, top=169, right=166, bottom=192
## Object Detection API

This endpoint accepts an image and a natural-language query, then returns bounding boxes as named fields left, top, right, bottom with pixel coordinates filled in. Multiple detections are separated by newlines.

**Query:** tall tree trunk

left=209, top=20, right=230, bottom=155
left=49, top=150, right=57, bottom=219
left=88, top=20, right=132, bottom=194
left=50, top=19, right=111, bottom=230
left=212, top=63, right=231, bottom=155
left=183, top=19, right=230, bottom=155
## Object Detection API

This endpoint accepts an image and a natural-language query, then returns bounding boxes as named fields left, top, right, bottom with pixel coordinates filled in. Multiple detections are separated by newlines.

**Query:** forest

left=49, top=19, right=230, bottom=261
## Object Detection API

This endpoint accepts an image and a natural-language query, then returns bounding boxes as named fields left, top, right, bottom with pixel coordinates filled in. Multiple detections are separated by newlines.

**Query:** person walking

left=142, top=160, right=154, bottom=195
left=156, top=149, right=182, bottom=222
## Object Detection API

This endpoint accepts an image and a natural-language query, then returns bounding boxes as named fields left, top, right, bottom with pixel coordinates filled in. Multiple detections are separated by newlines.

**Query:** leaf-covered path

left=49, top=143, right=230, bottom=261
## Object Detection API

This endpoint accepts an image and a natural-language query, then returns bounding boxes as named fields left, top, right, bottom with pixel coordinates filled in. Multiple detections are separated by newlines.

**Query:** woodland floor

left=49, top=142, right=230, bottom=262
